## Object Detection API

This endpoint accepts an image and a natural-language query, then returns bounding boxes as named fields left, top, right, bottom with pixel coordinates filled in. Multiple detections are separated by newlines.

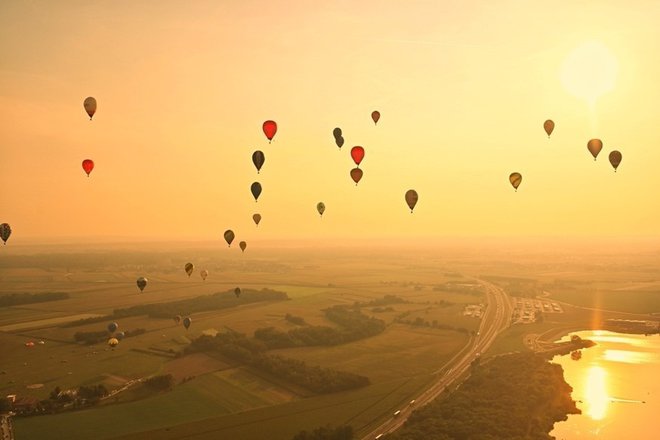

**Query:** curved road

left=361, top=281, right=511, bottom=440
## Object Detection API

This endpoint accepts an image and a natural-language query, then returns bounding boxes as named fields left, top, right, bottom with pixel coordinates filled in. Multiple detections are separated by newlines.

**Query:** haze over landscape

left=1, top=1, right=659, bottom=440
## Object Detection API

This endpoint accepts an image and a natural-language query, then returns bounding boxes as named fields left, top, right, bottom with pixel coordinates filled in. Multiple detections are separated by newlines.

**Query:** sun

left=560, top=40, right=619, bottom=106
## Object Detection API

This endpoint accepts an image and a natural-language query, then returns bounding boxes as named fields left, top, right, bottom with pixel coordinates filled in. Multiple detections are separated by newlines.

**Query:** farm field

left=2, top=241, right=659, bottom=439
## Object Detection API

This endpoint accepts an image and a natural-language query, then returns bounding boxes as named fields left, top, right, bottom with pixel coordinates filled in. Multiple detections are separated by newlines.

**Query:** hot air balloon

left=173, top=315, right=182, bottom=325
left=234, top=287, right=242, bottom=298
left=251, top=182, right=262, bottom=202
left=252, top=151, right=265, bottom=173
left=371, top=111, right=380, bottom=125
left=136, top=277, right=148, bottom=292
left=509, top=172, right=522, bottom=191
left=183, top=317, right=192, bottom=330
left=0, top=223, right=11, bottom=245
left=82, top=159, right=94, bottom=177
left=317, top=202, right=326, bottom=217
left=253, top=214, right=262, bottom=226
left=350, top=168, right=363, bottom=186
left=587, top=139, right=603, bottom=161
left=263, top=120, right=277, bottom=143
left=608, top=150, right=622, bottom=172
left=239, top=241, right=247, bottom=252
left=115, top=331, right=125, bottom=340
left=83, top=97, right=97, bottom=120
left=108, top=338, right=119, bottom=348
left=333, top=127, right=342, bottom=138
left=351, top=146, right=365, bottom=167
left=224, top=230, right=235, bottom=247
left=107, top=322, right=118, bottom=333
left=405, top=190, right=418, bottom=213
left=335, top=136, right=345, bottom=149
left=200, top=269, right=208, bottom=281
left=543, top=120, right=555, bottom=137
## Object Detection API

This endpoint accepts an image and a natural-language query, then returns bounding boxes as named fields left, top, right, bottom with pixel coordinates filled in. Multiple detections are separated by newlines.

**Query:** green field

left=3, top=244, right=659, bottom=439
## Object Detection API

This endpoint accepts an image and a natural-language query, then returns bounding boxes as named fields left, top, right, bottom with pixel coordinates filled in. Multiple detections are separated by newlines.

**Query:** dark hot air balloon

left=183, top=317, right=192, bottom=330
left=253, top=214, right=262, bottom=226
left=350, top=168, right=363, bottom=185
left=587, top=139, right=603, bottom=161
left=405, top=190, right=418, bottom=213
left=115, top=331, right=125, bottom=340
left=509, top=172, right=522, bottom=191
left=184, top=262, right=194, bottom=277
left=107, top=322, right=118, bottom=333
left=174, top=315, right=182, bottom=324
left=224, top=230, right=235, bottom=247
left=200, top=269, right=208, bottom=281
left=234, top=287, right=242, bottom=298
left=251, top=182, right=262, bottom=201
left=0, top=223, right=11, bottom=245
left=371, top=111, right=380, bottom=125
left=239, top=241, right=247, bottom=252
left=543, top=120, right=555, bottom=137
left=608, top=150, right=622, bottom=172
left=136, top=277, right=148, bottom=292
left=252, top=150, right=265, bottom=173
left=317, top=202, right=325, bottom=217
left=335, top=136, right=345, bottom=149
left=83, top=97, right=97, bottom=120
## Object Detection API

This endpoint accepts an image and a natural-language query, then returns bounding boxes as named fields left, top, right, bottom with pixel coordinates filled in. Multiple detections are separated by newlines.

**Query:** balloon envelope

left=83, top=97, right=97, bottom=120
left=252, top=151, right=265, bottom=173
left=239, top=241, right=247, bottom=252
left=252, top=214, right=262, bottom=226
left=609, top=150, right=622, bottom=171
left=0, top=223, right=11, bottom=245
left=351, top=146, right=365, bottom=166
left=183, top=317, right=192, bottom=330
left=405, top=190, right=418, bottom=213
left=251, top=182, right=262, bottom=201
left=332, top=127, right=342, bottom=138
left=174, top=315, right=181, bottom=324
left=108, top=338, right=119, bottom=347
left=224, top=230, right=235, bottom=247
left=587, top=139, right=603, bottom=160
left=136, top=277, right=148, bottom=292
left=184, top=262, right=194, bottom=277
left=234, top=287, right=241, bottom=298
left=350, top=168, right=363, bottom=185
left=509, top=172, right=522, bottom=191
left=107, top=322, right=118, bottom=333
left=335, top=135, right=344, bottom=149
left=543, top=120, right=555, bottom=137
left=317, top=202, right=325, bottom=216
left=371, top=111, right=380, bottom=125
left=263, top=120, right=277, bottom=142
left=200, top=269, right=208, bottom=281
left=82, top=159, right=94, bottom=176
left=115, top=331, right=125, bottom=340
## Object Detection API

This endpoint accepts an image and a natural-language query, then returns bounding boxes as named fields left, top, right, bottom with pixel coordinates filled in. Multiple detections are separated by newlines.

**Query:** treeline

left=397, top=316, right=469, bottom=334
left=292, top=425, right=353, bottom=440
left=64, top=288, right=288, bottom=327
left=355, top=294, right=409, bottom=307
left=144, top=374, right=175, bottom=392
left=0, top=291, right=69, bottom=306
left=73, top=328, right=146, bottom=345
left=386, top=353, right=580, bottom=440
left=186, top=332, right=370, bottom=394
left=433, top=282, right=483, bottom=296
left=254, top=305, right=386, bottom=349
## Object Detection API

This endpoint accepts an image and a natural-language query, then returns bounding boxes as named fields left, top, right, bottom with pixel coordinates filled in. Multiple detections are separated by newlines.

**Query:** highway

left=361, top=281, right=512, bottom=440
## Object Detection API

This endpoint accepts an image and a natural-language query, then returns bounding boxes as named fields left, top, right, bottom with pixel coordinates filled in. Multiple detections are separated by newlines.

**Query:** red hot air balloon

left=371, top=111, right=380, bottom=125
left=82, top=159, right=94, bottom=177
left=351, top=146, right=365, bottom=167
left=262, top=120, right=277, bottom=143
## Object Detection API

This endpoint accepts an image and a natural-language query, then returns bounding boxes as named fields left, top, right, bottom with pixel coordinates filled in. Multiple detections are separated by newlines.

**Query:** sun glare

left=560, top=40, right=619, bottom=106
left=584, top=365, right=609, bottom=420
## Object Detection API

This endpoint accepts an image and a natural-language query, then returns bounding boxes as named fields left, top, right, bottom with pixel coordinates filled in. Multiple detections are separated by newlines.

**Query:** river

left=550, top=330, right=660, bottom=439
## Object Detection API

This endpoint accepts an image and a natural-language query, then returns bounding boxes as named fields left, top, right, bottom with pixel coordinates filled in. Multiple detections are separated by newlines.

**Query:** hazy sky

left=2, top=0, right=660, bottom=244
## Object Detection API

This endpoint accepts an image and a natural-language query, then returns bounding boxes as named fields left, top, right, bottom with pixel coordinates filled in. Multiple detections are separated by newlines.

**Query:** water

left=550, top=330, right=660, bottom=439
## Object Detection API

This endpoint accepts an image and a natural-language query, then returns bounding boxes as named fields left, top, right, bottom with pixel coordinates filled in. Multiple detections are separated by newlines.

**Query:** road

left=361, top=281, right=512, bottom=440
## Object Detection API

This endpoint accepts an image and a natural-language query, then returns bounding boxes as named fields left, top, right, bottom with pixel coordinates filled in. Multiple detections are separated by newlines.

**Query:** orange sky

left=1, top=1, right=660, bottom=244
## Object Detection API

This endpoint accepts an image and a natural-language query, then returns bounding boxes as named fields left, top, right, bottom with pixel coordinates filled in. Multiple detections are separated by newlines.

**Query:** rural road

left=361, top=281, right=512, bottom=440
